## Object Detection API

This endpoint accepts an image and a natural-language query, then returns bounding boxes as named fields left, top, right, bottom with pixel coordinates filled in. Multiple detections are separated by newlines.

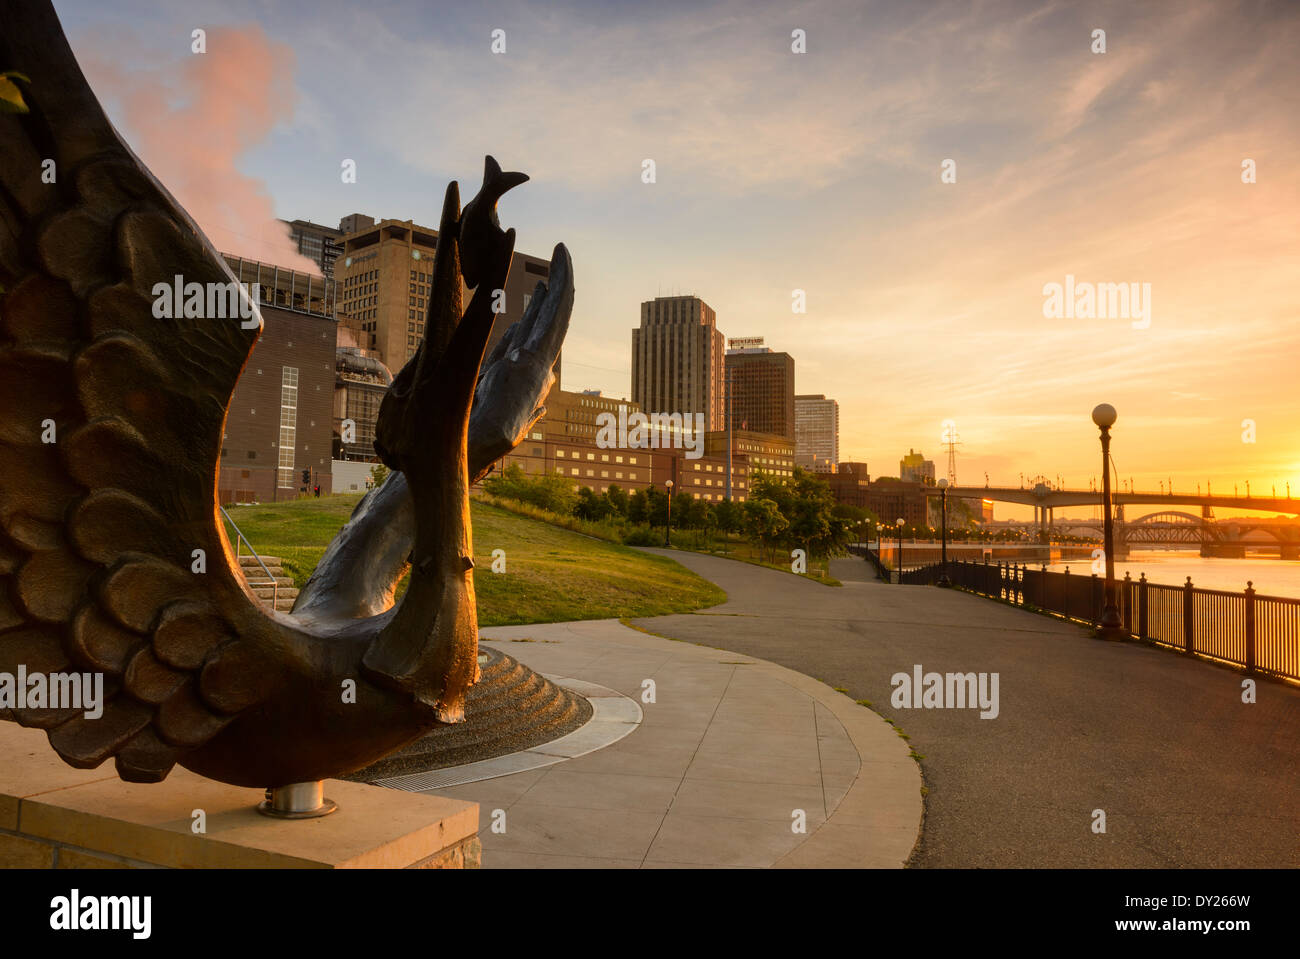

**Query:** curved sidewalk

left=634, top=548, right=1300, bottom=868
left=430, top=619, right=922, bottom=868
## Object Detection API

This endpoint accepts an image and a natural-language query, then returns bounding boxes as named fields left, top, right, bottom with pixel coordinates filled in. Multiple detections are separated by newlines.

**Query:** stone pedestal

left=0, top=724, right=478, bottom=869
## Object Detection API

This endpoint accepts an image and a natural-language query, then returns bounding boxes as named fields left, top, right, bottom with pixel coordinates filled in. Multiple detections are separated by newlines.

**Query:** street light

left=664, top=479, right=674, bottom=547
left=937, top=479, right=952, bottom=587
left=1092, top=403, right=1124, bottom=640
left=896, top=517, right=905, bottom=584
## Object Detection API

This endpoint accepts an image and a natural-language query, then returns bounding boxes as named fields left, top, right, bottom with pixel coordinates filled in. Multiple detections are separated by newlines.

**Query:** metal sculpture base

left=344, top=646, right=592, bottom=783
left=257, top=781, right=339, bottom=819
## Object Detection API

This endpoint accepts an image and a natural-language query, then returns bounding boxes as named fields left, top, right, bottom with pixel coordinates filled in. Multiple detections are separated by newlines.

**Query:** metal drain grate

left=372, top=678, right=639, bottom=793
left=375, top=767, right=492, bottom=792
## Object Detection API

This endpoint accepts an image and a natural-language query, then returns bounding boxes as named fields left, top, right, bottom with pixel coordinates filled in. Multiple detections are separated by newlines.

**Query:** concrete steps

left=236, top=554, right=299, bottom=612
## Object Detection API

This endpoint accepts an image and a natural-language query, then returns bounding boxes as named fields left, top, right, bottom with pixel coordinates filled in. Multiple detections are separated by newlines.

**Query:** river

left=1047, top=550, right=1300, bottom=599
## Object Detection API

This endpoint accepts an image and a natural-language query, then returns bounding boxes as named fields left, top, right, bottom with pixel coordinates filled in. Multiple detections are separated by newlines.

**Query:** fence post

left=1244, top=580, right=1255, bottom=673
left=1183, top=576, right=1195, bottom=653
left=1138, top=572, right=1148, bottom=640
left=1063, top=566, right=1070, bottom=620
left=1121, top=571, right=1132, bottom=634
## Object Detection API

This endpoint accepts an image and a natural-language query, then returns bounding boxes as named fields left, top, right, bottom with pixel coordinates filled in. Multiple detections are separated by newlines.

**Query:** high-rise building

left=283, top=219, right=343, bottom=279
left=900, top=449, right=936, bottom=485
left=332, top=215, right=554, bottom=377
left=726, top=340, right=795, bottom=441
left=631, top=296, right=726, bottom=431
left=795, top=394, right=839, bottom=472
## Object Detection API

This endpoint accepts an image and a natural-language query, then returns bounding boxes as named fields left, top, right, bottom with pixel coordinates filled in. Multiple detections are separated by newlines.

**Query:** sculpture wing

left=0, top=0, right=284, bottom=781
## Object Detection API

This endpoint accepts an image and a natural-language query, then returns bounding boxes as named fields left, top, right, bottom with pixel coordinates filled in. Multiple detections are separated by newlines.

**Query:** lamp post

left=896, top=517, right=905, bottom=584
left=664, top=479, right=674, bottom=547
left=937, top=479, right=951, bottom=587
left=1092, top=404, right=1124, bottom=640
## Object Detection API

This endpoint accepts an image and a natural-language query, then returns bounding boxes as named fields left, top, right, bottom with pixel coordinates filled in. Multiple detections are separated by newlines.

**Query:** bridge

left=931, top=485, right=1300, bottom=558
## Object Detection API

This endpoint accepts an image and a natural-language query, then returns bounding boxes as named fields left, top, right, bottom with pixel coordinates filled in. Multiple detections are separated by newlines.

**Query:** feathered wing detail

left=0, top=0, right=289, bottom=782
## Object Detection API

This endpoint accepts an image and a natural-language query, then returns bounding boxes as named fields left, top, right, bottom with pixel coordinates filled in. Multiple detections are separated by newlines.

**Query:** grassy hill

left=222, top=494, right=725, bottom=626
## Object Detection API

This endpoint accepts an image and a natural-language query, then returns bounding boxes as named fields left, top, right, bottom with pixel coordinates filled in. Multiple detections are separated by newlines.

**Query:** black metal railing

left=889, top=556, right=1300, bottom=683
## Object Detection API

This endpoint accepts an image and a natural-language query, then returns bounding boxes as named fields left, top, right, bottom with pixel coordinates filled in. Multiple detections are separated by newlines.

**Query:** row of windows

left=557, top=467, right=642, bottom=481
left=555, top=449, right=639, bottom=465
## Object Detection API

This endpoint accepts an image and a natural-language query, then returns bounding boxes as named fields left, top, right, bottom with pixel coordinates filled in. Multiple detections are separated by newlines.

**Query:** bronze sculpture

left=0, top=0, right=571, bottom=809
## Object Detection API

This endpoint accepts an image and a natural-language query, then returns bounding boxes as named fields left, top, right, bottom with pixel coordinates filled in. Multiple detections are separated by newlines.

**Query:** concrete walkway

left=431, top=619, right=921, bottom=868
left=635, top=549, right=1300, bottom=868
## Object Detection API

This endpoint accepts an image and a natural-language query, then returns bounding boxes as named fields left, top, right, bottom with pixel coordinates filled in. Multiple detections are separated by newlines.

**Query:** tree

left=750, top=467, right=849, bottom=556
left=743, top=497, right=788, bottom=561
left=575, top=486, right=613, bottom=521
left=481, top=463, right=579, bottom=516
left=672, top=491, right=695, bottom=528
left=605, top=483, right=629, bottom=517
left=713, top=497, right=742, bottom=534
left=628, top=489, right=648, bottom=524
left=646, top=487, right=668, bottom=528
left=684, top=496, right=712, bottom=530
left=369, top=463, right=389, bottom=488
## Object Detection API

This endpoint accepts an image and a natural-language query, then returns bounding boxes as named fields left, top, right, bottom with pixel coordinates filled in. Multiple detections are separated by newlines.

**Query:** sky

left=49, top=0, right=1300, bottom=519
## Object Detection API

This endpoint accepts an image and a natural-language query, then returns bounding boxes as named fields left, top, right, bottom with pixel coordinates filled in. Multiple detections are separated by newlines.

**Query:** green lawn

left=222, top=494, right=726, bottom=626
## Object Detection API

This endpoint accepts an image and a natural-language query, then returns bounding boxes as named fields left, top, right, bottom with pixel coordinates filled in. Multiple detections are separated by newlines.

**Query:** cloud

left=76, top=24, right=319, bottom=273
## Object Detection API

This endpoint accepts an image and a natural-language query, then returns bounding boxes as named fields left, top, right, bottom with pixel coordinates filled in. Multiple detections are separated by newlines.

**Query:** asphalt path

left=635, top=549, right=1300, bottom=867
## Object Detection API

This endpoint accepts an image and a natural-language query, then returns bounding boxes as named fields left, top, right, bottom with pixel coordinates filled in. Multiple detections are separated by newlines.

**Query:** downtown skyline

left=49, top=0, right=1300, bottom=518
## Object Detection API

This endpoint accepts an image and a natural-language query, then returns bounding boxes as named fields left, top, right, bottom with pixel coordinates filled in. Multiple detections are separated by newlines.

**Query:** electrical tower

left=940, top=420, right=961, bottom=486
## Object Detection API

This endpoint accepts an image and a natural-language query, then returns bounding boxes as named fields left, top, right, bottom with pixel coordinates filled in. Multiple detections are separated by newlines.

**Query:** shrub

left=621, top=527, right=663, bottom=547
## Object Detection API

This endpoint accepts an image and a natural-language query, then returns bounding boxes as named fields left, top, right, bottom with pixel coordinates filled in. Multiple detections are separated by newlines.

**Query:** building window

left=276, top=366, right=298, bottom=488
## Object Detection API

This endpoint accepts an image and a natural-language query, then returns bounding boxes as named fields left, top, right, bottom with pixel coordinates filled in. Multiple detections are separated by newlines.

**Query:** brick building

left=217, top=298, right=336, bottom=504
left=215, top=254, right=336, bottom=503
left=864, top=478, right=930, bottom=528
left=489, top=388, right=769, bottom=503
left=827, top=461, right=872, bottom=510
